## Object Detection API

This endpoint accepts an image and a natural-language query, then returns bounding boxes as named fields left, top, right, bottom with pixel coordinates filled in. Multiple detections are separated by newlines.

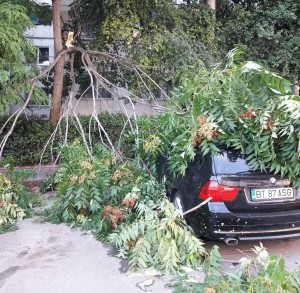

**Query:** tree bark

left=51, top=0, right=65, bottom=123
left=292, top=79, right=299, bottom=96
left=206, top=0, right=216, bottom=11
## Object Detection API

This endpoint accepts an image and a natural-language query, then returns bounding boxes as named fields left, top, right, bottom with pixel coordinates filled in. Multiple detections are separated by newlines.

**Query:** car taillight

left=199, top=181, right=239, bottom=202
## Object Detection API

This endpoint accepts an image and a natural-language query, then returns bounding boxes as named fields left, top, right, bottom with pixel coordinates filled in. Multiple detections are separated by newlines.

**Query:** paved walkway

left=0, top=206, right=174, bottom=293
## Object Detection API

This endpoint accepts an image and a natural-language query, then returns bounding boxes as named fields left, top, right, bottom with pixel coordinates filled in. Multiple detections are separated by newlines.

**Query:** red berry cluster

left=266, top=119, right=274, bottom=130
left=197, top=115, right=207, bottom=125
left=212, top=129, right=218, bottom=139
left=193, top=129, right=218, bottom=147
left=79, top=207, right=87, bottom=215
left=238, top=108, right=255, bottom=119
left=101, top=205, right=124, bottom=229
left=101, top=205, right=113, bottom=218
left=0, top=201, right=4, bottom=208
left=122, top=197, right=136, bottom=208
left=193, top=132, right=202, bottom=147
left=126, top=240, right=136, bottom=250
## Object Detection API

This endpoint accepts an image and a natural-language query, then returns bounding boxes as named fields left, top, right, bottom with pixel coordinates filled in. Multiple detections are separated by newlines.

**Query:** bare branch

left=64, top=52, right=76, bottom=144
left=1, top=46, right=175, bottom=165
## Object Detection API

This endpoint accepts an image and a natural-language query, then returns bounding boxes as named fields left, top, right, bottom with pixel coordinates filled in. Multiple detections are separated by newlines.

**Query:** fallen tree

left=1, top=48, right=299, bottom=188
left=1, top=45, right=300, bottom=280
left=134, top=50, right=300, bottom=188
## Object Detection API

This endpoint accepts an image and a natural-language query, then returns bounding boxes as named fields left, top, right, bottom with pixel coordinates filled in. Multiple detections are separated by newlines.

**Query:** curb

left=0, top=165, right=59, bottom=188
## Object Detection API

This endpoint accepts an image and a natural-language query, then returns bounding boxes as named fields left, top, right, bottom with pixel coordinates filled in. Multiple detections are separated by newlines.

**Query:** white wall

left=62, top=98, right=164, bottom=116
left=18, top=14, right=55, bottom=117
left=26, top=25, right=55, bottom=65
left=33, top=0, right=51, bottom=4
left=9, top=105, right=50, bottom=117
left=26, top=25, right=54, bottom=39
left=61, top=0, right=73, bottom=22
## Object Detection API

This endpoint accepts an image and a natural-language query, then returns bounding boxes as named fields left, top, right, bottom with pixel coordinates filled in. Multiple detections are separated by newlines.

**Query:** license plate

left=251, top=188, right=294, bottom=201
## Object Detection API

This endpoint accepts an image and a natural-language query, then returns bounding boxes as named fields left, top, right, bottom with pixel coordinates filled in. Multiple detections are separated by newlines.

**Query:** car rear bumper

left=214, top=227, right=300, bottom=240
left=190, top=202, right=300, bottom=240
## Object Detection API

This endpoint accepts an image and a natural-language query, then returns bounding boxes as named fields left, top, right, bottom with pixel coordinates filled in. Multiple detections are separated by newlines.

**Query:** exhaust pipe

left=224, top=237, right=239, bottom=245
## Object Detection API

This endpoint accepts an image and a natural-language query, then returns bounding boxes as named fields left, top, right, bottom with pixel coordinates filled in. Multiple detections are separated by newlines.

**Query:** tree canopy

left=65, top=0, right=300, bottom=97
left=0, top=0, right=52, bottom=24
left=216, top=0, right=300, bottom=82
left=0, top=2, right=48, bottom=113
left=66, top=0, right=216, bottom=95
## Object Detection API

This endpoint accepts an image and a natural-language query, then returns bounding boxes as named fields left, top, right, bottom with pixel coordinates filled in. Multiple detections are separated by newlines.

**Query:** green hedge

left=0, top=112, right=132, bottom=166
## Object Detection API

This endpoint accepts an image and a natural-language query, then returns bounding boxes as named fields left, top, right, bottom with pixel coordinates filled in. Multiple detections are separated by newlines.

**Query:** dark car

left=162, top=147, right=300, bottom=245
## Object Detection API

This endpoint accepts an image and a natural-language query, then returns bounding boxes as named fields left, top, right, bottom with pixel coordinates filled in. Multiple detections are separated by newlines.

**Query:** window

left=81, top=74, right=112, bottom=99
left=97, top=87, right=112, bottom=99
left=37, top=47, right=49, bottom=65
left=82, top=22, right=96, bottom=40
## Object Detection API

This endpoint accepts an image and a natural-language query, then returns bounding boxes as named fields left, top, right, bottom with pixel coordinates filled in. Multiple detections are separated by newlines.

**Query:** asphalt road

left=205, top=237, right=300, bottom=272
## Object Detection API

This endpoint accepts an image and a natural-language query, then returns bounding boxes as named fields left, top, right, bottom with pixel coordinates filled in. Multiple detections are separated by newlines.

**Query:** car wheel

left=172, top=191, right=184, bottom=216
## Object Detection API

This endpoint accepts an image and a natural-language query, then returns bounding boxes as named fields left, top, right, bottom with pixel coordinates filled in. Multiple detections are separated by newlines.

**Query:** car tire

left=172, top=191, right=185, bottom=216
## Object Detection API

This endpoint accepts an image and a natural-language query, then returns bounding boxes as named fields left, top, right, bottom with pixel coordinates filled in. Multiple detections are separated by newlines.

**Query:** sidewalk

left=0, top=199, right=175, bottom=293
left=0, top=180, right=180, bottom=293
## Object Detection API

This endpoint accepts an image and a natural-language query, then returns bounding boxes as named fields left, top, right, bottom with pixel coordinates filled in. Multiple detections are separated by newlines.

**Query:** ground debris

left=136, top=278, right=155, bottom=291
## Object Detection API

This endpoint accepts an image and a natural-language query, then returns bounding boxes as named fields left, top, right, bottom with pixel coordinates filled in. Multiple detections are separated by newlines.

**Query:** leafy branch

left=135, top=51, right=300, bottom=188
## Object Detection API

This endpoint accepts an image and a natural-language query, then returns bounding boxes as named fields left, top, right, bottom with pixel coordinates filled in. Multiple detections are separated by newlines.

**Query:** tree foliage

left=44, top=142, right=205, bottom=273
left=66, top=0, right=215, bottom=95
left=0, top=173, right=26, bottom=225
left=63, top=0, right=300, bottom=102
left=109, top=201, right=205, bottom=274
left=217, top=0, right=300, bottom=81
left=170, top=243, right=300, bottom=292
left=134, top=51, right=300, bottom=188
left=0, top=0, right=52, bottom=24
left=0, top=166, right=40, bottom=227
left=0, top=2, right=48, bottom=113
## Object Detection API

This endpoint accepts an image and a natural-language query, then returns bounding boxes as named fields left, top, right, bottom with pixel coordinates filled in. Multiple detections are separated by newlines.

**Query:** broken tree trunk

left=206, top=0, right=216, bottom=11
left=292, top=79, right=299, bottom=96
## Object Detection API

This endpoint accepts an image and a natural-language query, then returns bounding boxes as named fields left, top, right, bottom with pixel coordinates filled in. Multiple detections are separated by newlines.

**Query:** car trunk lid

left=213, top=151, right=299, bottom=213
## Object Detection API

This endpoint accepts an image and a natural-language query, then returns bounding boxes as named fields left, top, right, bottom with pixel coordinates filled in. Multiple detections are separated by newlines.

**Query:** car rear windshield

left=213, top=149, right=252, bottom=174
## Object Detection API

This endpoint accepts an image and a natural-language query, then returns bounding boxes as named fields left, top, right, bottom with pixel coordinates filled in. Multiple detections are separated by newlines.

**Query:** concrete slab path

left=0, top=212, right=174, bottom=293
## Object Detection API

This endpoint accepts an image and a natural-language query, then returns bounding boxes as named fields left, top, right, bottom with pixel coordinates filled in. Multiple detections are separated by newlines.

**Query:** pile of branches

left=135, top=51, right=300, bottom=188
